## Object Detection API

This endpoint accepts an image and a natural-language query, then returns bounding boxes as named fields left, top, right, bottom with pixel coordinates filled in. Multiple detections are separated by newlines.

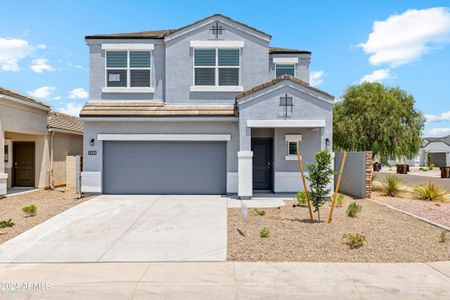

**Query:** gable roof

left=235, top=75, right=334, bottom=101
left=85, top=14, right=271, bottom=40
left=423, top=135, right=450, bottom=147
left=48, top=112, right=83, bottom=134
left=0, top=87, right=50, bottom=110
left=269, top=47, right=311, bottom=55
left=80, top=101, right=236, bottom=117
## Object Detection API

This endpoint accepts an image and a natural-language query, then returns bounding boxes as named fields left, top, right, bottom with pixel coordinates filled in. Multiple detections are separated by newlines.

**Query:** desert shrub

left=260, top=228, right=270, bottom=238
left=255, top=209, right=266, bottom=216
left=0, top=219, right=15, bottom=228
left=346, top=202, right=362, bottom=217
left=296, top=192, right=308, bottom=206
left=336, top=193, right=345, bottom=207
left=380, top=175, right=402, bottom=197
left=428, top=163, right=434, bottom=171
left=343, top=233, right=365, bottom=249
left=414, top=182, right=449, bottom=202
left=419, top=167, right=427, bottom=171
left=22, top=205, right=37, bottom=217
left=439, top=231, right=448, bottom=243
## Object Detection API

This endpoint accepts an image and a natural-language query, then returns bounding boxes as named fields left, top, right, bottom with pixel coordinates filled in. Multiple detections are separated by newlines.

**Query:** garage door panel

left=103, top=141, right=226, bottom=194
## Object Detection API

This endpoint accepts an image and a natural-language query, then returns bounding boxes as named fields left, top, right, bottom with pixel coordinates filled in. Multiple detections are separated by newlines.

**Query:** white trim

left=102, top=87, right=155, bottom=93
left=190, top=86, right=243, bottom=92
left=237, top=151, right=253, bottom=158
left=190, top=40, right=244, bottom=48
left=81, top=116, right=238, bottom=122
left=238, top=151, right=253, bottom=198
left=81, top=172, right=101, bottom=193
left=285, top=134, right=302, bottom=141
left=97, top=134, right=231, bottom=141
left=4, top=139, right=12, bottom=168
left=285, top=155, right=298, bottom=161
left=273, top=57, right=299, bottom=64
left=0, top=173, right=7, bottom=179
left=102, top=43, right=154, bottom=50
left=247, top=120, right=326, bottom=128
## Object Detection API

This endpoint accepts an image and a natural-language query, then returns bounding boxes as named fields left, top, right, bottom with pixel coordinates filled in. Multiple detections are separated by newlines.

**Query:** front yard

left=0, top=189, right=89, bottom=244
left=228, top=196, right=450, bottom=262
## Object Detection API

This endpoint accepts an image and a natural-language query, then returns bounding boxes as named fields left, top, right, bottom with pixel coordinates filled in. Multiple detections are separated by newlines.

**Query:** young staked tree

left=333, top=82, right=425, bottom=161
left=306, top=150, right=334, bottom=222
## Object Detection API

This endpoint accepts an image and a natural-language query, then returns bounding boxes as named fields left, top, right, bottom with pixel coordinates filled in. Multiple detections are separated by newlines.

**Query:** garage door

left=102, top=141, right=226, bottom=194
left=430, top=152, right=447, bottom=168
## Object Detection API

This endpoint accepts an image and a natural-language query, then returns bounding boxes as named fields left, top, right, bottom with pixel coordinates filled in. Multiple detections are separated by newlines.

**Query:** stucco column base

left=0, top=173, right=8, bottom=196
left=238, top=151, right=253, bottom=199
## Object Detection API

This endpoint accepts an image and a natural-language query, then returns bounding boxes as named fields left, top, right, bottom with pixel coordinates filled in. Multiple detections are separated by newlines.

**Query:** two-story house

left=80, top=14, right=334, bottom=199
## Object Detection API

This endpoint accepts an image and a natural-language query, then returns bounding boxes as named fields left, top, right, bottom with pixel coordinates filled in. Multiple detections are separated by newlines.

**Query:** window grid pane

left=194, top=49, right=216, bottom=66
left=276, top=64, right=295, bottom=77
left=107, top=51, right=127, bottom=68
left=131, top=70, right=151, bottom=87
left=218, top=49, right=239, bottom=66
left=130, top=51, right=151, bottom=68
left=219, top=68, right=239, bottom=86
left=107, top=70, right=127, bottom=87
left=288, top=142, right=298, bottom=155
left=195, top=68, right=215, bottom=85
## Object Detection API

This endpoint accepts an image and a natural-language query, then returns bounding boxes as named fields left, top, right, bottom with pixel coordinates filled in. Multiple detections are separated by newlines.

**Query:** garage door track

left=0, top=195, right=227, bottom=262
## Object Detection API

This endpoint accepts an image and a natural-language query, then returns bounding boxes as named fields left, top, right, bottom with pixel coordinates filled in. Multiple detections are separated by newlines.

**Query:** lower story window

left=288, top=141, right=298, bottom=155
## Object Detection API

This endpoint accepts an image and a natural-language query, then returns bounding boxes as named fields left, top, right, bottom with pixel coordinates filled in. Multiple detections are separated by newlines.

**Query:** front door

left=252, top=138, right=273, bottom=190
left=13, top=142, right=35, bottom=187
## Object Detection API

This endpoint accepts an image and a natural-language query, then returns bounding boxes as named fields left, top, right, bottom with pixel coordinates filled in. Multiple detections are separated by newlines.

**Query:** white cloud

left=425, top=110, right=450, bottom=123
left=360, top=69, right=392, bottom=83
left=310, top=70, right=324, bottom=86
left=427, top=127, right=450, bottom=137
left=58, top=102, right=83, bottom=117
left=37, top=44, right=47, bottom=49
left=30, top=58, right=55, bottom=73
left=359, top=7, right=450, bottom=67
left=28, top=86, right=56, bottom=99
left=0, top=38, right=33, bottom=71
left=67, top=61, right=83, bottom=69
left=53, top=96, right=61, bottom=100
left=68, top=88, right=88, bottom=99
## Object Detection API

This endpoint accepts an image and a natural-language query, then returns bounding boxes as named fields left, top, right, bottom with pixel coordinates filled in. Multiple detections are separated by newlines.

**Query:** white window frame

left=4, top=139, right=12, bottom=168
left=104, top=50, right=153, bottom=92
left=192, top=48, right=241, bottom=88
left=275, top=63, right=296, bottom=78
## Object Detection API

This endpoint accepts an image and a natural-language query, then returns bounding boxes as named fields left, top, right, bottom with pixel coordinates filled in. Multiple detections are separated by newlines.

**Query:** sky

left=0, top=0, right=449, bottom=137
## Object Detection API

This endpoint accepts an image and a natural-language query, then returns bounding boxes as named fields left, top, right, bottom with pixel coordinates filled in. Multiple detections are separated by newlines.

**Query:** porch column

left=238, top=118, right=253, bottom=199
left=0, top=120, right=7, bottom=196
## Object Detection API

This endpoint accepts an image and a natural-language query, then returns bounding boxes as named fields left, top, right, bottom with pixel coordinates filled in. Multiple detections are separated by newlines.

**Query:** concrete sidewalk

left=0, top=261, right=448, bottom=299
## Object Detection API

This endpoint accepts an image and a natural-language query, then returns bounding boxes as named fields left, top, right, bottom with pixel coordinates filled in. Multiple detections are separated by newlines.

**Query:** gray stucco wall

left=335, top=151, right=367, bottom=199
left=83, top=120, right=239, bottom=173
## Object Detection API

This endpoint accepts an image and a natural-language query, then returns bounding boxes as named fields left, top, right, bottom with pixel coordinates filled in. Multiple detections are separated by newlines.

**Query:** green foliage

left=0, top=219, right=15, bottom=228
left=255, top=209, right=266, bottom=216
left=333, top=82, right=424, bottom=160
left=346, top=202, right=362, bottom=217
left=343, top=233, right=366, bottom=249
left=296, top=191, right=308, bottom=206
left=414, top=182, right=449, bottom=202
left=381, top=175, right=402, bottom=197
left=260, top=228, right=270, bottom=238
left=419, top=167, right=427, bottom=171
left=428, top=163, right=434, bottom=171
left=336, top=193, right=345, bottom=208
left=426, top=152, right=433, bottom=168
left=22, top=204, right=37, bottom=217
left=439, top=231, right=448, bottom=243
left=306, top=150, right=334, bottom=222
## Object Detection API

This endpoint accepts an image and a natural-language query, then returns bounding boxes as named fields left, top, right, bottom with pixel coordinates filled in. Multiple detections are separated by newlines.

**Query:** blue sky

left=0, top=0, right=449, bottom=136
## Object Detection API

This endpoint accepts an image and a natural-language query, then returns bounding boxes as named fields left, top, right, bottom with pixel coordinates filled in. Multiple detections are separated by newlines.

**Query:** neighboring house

left=80, top=14, right=334, bottom=198
left=420, top=136, right=450, bottom=167
left=0, top=87, right=83, bottom=196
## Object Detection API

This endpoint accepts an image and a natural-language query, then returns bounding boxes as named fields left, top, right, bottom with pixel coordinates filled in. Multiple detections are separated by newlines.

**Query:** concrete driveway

left=0, top=195, right=227, bottom=263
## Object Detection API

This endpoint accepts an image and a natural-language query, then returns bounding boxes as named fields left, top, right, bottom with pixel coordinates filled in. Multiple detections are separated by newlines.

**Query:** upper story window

left=194, top=48, right=240, bottom=86
left=275, top=64, right=295, bottom=77
left=106, top=51, right=151, bottom=88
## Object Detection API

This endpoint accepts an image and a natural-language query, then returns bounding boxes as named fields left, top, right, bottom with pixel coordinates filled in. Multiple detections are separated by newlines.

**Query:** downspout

left=49, top=131, right=55, bottom=190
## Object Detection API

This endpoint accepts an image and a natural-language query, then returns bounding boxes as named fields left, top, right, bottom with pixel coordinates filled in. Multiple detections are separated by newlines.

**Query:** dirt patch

left=0, top=189, right=90, bottom=244
left=228, top=197, right=450, bottom=262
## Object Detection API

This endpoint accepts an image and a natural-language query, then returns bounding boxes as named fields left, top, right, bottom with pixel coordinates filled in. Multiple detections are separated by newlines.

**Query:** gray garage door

left=430, top=152, right=447, bottom=168
left=103, top=141, right=226, bottom=194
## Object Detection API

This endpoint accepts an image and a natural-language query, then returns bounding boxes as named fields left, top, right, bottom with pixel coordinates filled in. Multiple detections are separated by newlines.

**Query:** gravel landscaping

left=372, top=191, right=450, bottom=229
left=0, top=189, right=90, bottom=244
left=228, top=197, right=450, bottom=262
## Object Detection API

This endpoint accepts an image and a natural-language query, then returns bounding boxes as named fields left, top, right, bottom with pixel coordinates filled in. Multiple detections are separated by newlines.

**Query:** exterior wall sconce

left=90, top=138, right=95, bottom=146
left=325, top=138, right=330, bottom=150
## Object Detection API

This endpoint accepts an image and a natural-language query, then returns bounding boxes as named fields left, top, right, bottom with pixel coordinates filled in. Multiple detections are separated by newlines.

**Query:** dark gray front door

left=430, top=152, right=447, bottom=167
left=103, top=141, right=227, bottom=194
left=252, top=138, right=273, bottom=190
left=13, top=142, right=35, bottom=187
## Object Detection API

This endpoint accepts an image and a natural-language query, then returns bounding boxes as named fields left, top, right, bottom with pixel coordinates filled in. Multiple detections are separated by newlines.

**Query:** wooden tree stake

left=328, top=151, right=347, bottom=224
left=296, top=149, right=314, bottom=222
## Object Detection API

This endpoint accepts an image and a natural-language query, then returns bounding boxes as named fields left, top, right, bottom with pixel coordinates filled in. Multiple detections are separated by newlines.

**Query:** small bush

left=336, top=193, right=345, bottom=207
left=439, top=231, right=448, bottom=243
left=346, top=202, right=362, bottom=218
left=255, top=209, right=266, bottom=216
left=0, top=219, right=15, bottom=228
left=22, top=205, right=37, bottom=217
left=260, top=228, right=270, bottom=238
left=419, top=167, right=427, bottom=172
left=343, top=233, right=365, bottom=249
left=296, top=191, right=308, bottom=206
left=381, top=175, right=402, bottom=197
left=428, top=163, right=434, bottom=171
left=414, top=182, right=449, bottom=202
